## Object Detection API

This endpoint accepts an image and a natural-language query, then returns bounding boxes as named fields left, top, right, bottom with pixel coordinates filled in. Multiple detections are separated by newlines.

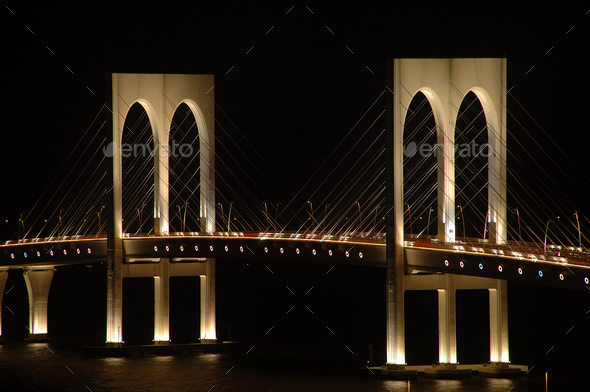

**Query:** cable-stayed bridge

left=1, top=59, right=589, bottom=371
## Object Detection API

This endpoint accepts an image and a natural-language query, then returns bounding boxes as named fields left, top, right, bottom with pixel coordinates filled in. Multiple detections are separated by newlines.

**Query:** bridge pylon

left=107, top=74, right=216, bottom=344
left=387, top=58, right=508, bottom=367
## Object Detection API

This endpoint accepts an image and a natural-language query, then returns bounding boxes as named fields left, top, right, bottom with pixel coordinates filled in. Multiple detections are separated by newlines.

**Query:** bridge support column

left=23, top=268, right=54, bottom=336
left=437, top=275, right=457, bottom=363
left=0, top=270, right=8, bottom=337
left=200, top=258, right=216, bottom=341
left=489, top=280, right=509, bottom=363
left=154, top=259, right=170, bottom=343
left=106, top=250, right=123, bottom=344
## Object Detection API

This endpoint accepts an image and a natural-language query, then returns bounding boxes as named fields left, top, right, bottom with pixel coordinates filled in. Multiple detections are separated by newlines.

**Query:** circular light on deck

left=518, top=267, right=523, bottom=275
left=359, top=252, right=363, bottom=259
left=24, top=252, right=28, bottom=258
left=180, top=245, right=184, bottom=252
left=224, top=245, right=229, bottom=252
left=559, top=273, right=564, bottom=281
left=328, top=249, right=333, bottom=256
left=239, top=246, right=244, bottom=253
left=280, top=247, right=284, bottom=254
left=296, top=248, right=300, bottom=255
left=50, top=250, right=54, bottom=256
left=345, top=251, right=350, bottom=258
left=37, top=251, right=41, bottom=257
left=444, top=259, right=449, bottom=266
left=87, top=248, right=92, bottom=254
left=498, top=265, right=503, bottom=272
left=209, top=245, right=214, bottom=252
left=77, top=248, right=81, bottom=254
left=194, top=245, right=199, bottom=252
left=165, top=245, right=170, bottom=252
left=312, top=249, right=316, bottom=256
left=154, top=246, right=158, bottom=252
left=459, top=261, right=464, bottom=268
left=538, top=270, right=543, bottom=278
left=584, top=277, right=589, bottom=285
left=62, top=249, right=67, bottom=255
left=478, top=263, right=484, bottom=270
left=264, top=247, right=268, bottom=253
left=10, top=253, right=15, bottom=259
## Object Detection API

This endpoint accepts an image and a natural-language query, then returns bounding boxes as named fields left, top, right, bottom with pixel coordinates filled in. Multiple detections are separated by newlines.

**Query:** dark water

left=0, top=342, right=583, bottom=392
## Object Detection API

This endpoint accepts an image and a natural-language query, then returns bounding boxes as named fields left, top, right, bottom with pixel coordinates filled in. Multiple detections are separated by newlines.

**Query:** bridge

left=1, top=59, right=589, bottom=371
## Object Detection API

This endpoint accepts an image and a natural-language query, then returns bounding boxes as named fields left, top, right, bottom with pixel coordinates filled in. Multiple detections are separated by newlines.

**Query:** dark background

left=1, top=0, right=590, bottom=377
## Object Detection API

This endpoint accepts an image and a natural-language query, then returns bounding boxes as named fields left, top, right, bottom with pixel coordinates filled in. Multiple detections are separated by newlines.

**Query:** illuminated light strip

left=409, top=245, right=590, bottom=270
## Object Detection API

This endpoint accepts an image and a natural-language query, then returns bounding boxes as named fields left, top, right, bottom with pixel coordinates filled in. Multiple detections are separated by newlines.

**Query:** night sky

left=1, top=0, right=590, bottom=370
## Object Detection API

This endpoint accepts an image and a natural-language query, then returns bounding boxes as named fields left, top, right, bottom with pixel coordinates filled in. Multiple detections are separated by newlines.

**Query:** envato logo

left=102, top=141, right=194, bottom=158
left=404, top=140, right=492, bottom=158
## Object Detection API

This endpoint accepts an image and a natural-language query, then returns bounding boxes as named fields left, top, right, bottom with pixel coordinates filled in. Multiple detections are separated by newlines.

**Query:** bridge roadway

left=1, top=232, right=589, bottom=290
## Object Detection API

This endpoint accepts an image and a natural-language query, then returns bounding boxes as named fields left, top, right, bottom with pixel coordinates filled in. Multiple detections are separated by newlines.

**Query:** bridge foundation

left=122, top=258, right=216, bottom=343
left=0, top=269, right=8, bottom=337
left=154, top=259, right=170, bottom=343
left=23, top=268, right=54, bottom=337
left=200, top=259, right=216, bottom=341
left=404, top=274, right=510, bottom=366
left=437, top=275, right=457, bottom=364
left=489, top=279, right=509, bottom=363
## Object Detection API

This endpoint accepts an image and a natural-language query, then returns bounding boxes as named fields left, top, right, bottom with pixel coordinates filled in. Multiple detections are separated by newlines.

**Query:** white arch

left=117, top=99, right=168, bottom=235
left=462, top=87, right=507, bottom=244
left=414, top=87, right=456, bottom=244
left=169, top=99, right=216, bottom=234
